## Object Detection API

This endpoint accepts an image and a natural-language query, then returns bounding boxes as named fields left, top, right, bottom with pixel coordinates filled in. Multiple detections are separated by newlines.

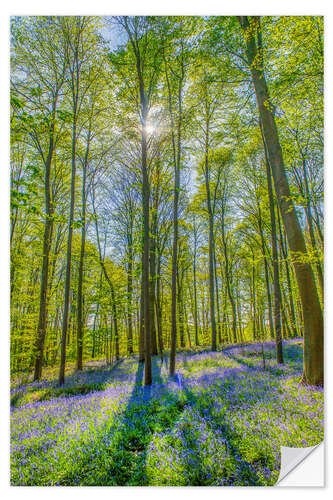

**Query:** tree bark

left=59, top=113, right=77, bottom=386
left=149, top=207, right=158, bottom=356
left=263, top=138, right=284, bottom=363
left=33, top=109, right=56, bottom=381
left=155, top=252, right=164, bottom=360
left=76, top=130, right=91, bottom=371
left=257, top=204, right=274, bottom=341
left=204, top=127, right=217, bottom=351
left=193, top=243, right=199, bottom=346
left=127, top=239, right=134, bottom=355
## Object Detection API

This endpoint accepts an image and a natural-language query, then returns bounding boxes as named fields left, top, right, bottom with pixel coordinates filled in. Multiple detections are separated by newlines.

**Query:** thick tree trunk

left=239, top=16, right=323, bottom=385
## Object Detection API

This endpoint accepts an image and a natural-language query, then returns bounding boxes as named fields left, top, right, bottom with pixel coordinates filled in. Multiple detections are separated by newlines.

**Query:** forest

left=10, top=16, right=324, bottom=486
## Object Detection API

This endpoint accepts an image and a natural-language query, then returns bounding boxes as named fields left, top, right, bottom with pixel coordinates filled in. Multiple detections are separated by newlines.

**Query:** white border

left=1, top=1, right=332, bottom=498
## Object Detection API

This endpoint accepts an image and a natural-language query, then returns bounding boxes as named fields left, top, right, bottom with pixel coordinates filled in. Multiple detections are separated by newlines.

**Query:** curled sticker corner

left=277, top=443, right=322, bottom=485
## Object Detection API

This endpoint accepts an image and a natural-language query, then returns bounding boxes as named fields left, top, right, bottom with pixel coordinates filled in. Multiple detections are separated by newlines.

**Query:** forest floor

left=10, top=340, right=323, bottom=486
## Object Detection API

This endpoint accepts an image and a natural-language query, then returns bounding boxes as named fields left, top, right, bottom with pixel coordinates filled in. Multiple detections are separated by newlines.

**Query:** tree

left=238, top=16, right=323, bottom=385
left=11, top=17, right=68, bottom=381
left=59, top=16, right=98, bottom=385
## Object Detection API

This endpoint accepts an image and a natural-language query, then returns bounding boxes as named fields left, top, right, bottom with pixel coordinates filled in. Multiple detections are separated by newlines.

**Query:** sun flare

left=144, top=124, right=155, bottom=134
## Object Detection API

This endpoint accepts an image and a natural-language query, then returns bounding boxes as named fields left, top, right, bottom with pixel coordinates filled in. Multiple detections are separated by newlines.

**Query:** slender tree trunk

left=169, top=137, right=180, bottom=375
left=193, top=234, right=199, bottom=345
left=204, top=129, right=217, bottom=351
left=110, top=285, right=119, bottom=360
left=297, top=142, right=323, bottom=298
left=127, top=237, right=134, bottom=355
left=177, top=269, right=185, bottom=348
left=33, top=118, right=56, bottom=381
left=141, top=120, right=151, bottom=384
left=76, top=133, right=90, bottom=371
left=277, top=209, right=298, bottom=338
left=59, top=113, right=77, bottom=386
left=184, top=303, right=192, bottom=348
left=257, top=205, right=274, bottom=340
left=122, top=17, right=152, bottom=382
left=313, top=204, right=324, bottom=245
left=155, top=253, right=164, bottom=359
left=92, top=191, right=120, bottom=362
left=149, top=210, right=158, bottom=356
left=252, top=254, right=257, bottom=341
left=221, top=212, right=237, bottom=343
left=263, top=140, right=284, bottom=363
left=214, top=250, right=222, bottom=345
left=164, top=53, right=184, bottom=375
left=139, top=273, right=145, bottom=362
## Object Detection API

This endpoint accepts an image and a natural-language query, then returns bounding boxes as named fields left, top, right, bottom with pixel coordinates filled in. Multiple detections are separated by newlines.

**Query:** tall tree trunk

left=239, top=16, right=323, bottom=386
left=76, top=131, right=90, bottom=371
left=257, top=205, right=274, bottom=340
left=263, top=138, right=284, bottom=363
left=122, top=17, right=152, bottom=383
left=92, top=192, right=120, bottom=362
left=33, top=114, right=56, bottom=381
left=164, top=50, right=184, bottom=375
left=59, top=114, right=77, bottom=386
left=184, top=303, right=192, bottom=348
left=177, top=269, right=185, bottom=348
left=127, top=243, right=134, bottom=355
left=139, top=273, right=145, bottom=362
left=155, top=253, right=164, bottom=360
left=149, top=209, right=158, bottom=356
left=214, top=250, right=222, bottom=345
left=221, top=211, right=237, bottom=343
left=168, top=117, right=181, bottom=375
left=193, top=244, right=199, bottom=346
left=204, top=128, right=217, bottom=351
left=277, top=209, right=298, bottom=338
left=141, top=121, right=151, bottom=384
left=252, top=253, right=257, bottom=341
left=110, top=285, right=119, bottom=360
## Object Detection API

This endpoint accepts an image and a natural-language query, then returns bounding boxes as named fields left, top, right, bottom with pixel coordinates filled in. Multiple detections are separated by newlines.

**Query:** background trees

left=10, top=15, right=324, bottom=387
